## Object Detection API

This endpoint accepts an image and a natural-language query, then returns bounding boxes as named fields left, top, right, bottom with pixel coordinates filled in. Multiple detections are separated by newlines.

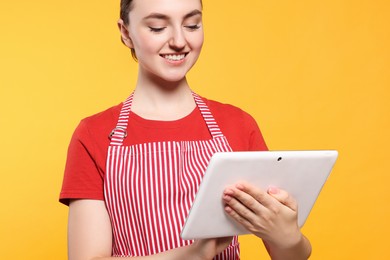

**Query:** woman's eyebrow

left=143, top=9, right=202, bottom=21
left=183, top=9, right=202, bottom=20
left=143, top=13, right=169, bottom=21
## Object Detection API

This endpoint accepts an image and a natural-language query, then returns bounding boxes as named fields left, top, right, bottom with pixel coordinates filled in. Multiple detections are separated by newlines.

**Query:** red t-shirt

left=60, top=97, right=268, bottom=205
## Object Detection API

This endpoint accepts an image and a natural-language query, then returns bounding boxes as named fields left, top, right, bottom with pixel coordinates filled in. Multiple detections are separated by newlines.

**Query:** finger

left=223, top=190, right=259, bottom=221
left=223, top=186, right=268, bottom=216
left=223, top=201, right=255, bottom=230
left=267, top=187, right=298, bottom=211
left=234, top=182, right=277, bottom=209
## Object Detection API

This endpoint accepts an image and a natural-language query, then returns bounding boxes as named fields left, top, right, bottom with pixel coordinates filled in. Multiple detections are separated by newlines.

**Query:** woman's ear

left=118, top=19, right=134, bottom=48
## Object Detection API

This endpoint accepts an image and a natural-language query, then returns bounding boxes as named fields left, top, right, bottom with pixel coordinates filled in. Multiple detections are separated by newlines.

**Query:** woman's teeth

left=163, top=54, right=186, bottom=61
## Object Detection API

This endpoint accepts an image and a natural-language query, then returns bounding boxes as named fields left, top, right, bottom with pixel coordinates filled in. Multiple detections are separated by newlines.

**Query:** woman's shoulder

left=73, top=103, right=122, bottom=142
left=201, top=96, right=267, bottom=151
left=202, top=97, right=255, bottom=122
left=81, top=103, right=122, bottom=125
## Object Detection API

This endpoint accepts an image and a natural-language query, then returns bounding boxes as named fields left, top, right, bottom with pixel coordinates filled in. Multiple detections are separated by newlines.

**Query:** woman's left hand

left=222, top=182, right=303, bottom=249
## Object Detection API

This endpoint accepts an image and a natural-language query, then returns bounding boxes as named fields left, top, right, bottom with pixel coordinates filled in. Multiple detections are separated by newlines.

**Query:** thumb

left=268, top=187, right=298, bottom=211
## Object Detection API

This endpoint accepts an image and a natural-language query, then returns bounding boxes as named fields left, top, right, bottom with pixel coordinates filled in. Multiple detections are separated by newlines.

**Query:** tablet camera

left=277, top=157, right=282, bottom=161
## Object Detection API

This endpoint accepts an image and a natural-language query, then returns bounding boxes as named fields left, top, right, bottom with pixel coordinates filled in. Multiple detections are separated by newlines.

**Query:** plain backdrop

left=0, top=0, right=389, bottom=259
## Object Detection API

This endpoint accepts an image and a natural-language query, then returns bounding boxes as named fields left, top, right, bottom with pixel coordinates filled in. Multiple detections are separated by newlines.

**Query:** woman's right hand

left=190, top=237, right=233, bottom=260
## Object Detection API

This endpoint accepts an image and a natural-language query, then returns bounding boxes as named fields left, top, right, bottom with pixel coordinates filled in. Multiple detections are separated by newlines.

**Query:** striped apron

left=104, top=92, right=239, bottom=259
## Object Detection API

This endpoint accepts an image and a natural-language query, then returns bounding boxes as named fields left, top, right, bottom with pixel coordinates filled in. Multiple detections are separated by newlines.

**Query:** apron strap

left=191, top=92, right=224, bottom=139
left=109, top=91, right=224, bottom=146
left=108, top=93, right=133, bottom=146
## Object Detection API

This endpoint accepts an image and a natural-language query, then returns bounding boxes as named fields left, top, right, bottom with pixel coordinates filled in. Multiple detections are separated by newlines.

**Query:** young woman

left=60, top=0, right=312, bottom=259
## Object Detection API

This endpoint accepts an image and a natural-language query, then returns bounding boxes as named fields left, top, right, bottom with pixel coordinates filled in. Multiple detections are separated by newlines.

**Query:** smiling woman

left=58, top=0, right=311, bottom=259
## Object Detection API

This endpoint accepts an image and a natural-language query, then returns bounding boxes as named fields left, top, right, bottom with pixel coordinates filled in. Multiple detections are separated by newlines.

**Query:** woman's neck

left=131, top=73, right=196, bottom=121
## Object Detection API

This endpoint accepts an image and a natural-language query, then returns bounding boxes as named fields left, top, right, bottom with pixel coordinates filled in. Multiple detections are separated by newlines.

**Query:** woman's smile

left=160, top=52, right=188, bottom=65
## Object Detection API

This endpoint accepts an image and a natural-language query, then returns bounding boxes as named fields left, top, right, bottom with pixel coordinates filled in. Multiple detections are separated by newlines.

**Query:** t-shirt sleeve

left=245, top=113, right=268, bottom=151
left=236, top=110, right=268, bottom=152
left=206, top=98, right=268, bottom=152
left=59, top=120, right=105, bottom=205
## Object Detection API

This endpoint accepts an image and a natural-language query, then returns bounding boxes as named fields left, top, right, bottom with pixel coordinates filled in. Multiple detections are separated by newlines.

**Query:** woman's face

left=120, top=0, right=204, bottom=83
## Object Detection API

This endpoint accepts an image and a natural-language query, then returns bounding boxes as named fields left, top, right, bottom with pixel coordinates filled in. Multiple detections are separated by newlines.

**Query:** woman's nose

left=169, top=28, right=186, bottom=50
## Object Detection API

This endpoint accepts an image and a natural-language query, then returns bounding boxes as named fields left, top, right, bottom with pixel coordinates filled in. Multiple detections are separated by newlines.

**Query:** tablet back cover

left=181, top=150, right=338, bottom=240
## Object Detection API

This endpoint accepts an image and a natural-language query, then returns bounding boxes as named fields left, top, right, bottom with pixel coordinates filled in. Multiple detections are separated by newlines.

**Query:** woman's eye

left=185, top=24, right=201, bottom=31
left=149, top=27, right=166, bottom=33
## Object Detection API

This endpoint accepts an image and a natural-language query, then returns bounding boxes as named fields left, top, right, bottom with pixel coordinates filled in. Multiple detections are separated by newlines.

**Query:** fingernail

left=268, top=186, right=280, bottom=194
left=235, top=183, right=244, bottom=190
left=225, top=206, right=233, bottom=213
left=225, top=206, right=232, bottom=213
left=224, top=188, right=233, bottom=195
left=223, top=194, right=232, bottom=202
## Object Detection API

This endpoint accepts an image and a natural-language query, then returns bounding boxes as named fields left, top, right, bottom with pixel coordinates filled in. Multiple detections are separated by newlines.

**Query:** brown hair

left=120, top=0, right=134, bottom=26
left=120, top=0, right=203, bottom=23
left=120, top=0, right=137, bottom=60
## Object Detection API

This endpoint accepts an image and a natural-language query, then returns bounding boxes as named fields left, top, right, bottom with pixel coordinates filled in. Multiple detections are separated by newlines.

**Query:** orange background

left=0, top=0, right=389, bottom=259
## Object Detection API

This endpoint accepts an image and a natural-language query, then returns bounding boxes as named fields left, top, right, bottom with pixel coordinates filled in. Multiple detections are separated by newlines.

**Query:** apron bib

left=104, top=92, right=240, bottom=259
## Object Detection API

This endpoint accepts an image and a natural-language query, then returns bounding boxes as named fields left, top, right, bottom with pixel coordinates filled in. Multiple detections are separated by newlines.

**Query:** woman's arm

left=263, top=233, right=312, bottom=260
left=68, top=200, right=232, bottom=260
left=68, top=200, right=113, bottom=260
left=222, top=183, right=312, bottom=260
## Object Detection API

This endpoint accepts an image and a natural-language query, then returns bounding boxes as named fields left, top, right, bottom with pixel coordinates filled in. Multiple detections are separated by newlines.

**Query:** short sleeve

left=59, top=120, right=105, bottom=205
left=205, top=98, right=268, bottom=152
left=245, top=113, right=268, bottom=151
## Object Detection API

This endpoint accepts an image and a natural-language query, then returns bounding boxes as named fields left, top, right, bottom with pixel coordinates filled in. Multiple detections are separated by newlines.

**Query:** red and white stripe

left=104, top=92, right=240, bottom=259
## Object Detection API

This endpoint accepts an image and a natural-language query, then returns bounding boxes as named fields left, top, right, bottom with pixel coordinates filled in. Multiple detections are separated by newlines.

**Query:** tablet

left=180, top=150, right=338, bottom=240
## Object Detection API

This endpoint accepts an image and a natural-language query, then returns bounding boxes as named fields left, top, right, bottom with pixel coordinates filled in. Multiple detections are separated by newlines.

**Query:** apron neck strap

left=191, top=92, right=224, bottom=139
left=108, top=93, right=133, bottom=146
left=109, top=91, right=223, bottom=146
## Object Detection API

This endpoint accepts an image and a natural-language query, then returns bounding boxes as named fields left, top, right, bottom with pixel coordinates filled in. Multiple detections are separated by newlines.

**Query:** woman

left=60, top=0, right=312, bottom=259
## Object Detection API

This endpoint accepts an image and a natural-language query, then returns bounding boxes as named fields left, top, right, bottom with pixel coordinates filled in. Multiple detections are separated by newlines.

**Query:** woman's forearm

left=263, top=234, right=312, bottom=260
left=91, top=237, right=233, bottom=260
left=92, top=244, right=200, bottom=260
